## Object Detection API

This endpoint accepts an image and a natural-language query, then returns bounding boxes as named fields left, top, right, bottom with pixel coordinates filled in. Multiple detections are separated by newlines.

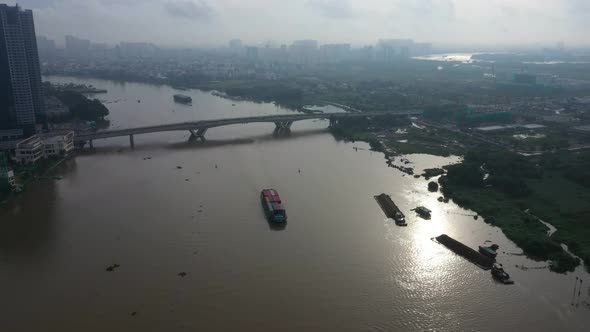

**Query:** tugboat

left=393, top=211, right=407, bottom=226
left=479, top=244, right=499, bottom=259
left=414, top=206, right=432, bottom=219
left=491, top=263, right=514, bottom=284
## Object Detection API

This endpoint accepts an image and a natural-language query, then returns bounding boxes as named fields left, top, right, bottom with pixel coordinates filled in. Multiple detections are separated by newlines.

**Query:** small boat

left=478, top=244, right=499, bottom=259
left=414, top=206, right=432, bottom=219
left=491, top=263, right=514, bottom=284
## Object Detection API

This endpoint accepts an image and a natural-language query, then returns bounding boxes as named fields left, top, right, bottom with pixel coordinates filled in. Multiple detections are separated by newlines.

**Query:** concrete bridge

left=75, top=111, right=422, bottom=148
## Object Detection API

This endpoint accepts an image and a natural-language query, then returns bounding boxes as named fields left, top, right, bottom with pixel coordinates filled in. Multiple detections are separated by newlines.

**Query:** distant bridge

left=74, top=111, right=422, bottom=148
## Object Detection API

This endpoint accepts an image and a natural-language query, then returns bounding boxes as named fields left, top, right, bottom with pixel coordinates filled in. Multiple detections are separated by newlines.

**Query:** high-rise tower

left=0, top=4, right=44, bottom=136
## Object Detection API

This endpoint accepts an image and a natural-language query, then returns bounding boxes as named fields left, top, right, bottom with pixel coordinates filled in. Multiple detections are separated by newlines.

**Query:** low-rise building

left=14, top=136, right=44, bottom=164
left=41, top=131, right=75, bottom=157
left=13, top=131, right=75, bottom=164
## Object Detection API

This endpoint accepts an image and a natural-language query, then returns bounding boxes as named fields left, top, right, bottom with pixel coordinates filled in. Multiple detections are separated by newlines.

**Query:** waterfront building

left=14, top=135, right=44, bottom=164
left=0, top=4, right=45, bottom=137
left=14, top=131, right=74, bottom=164
left=41, top=131, right=74, bottom=157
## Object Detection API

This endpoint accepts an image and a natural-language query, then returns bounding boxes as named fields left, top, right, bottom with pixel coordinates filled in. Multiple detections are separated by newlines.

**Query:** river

left=1, top=76, right=589, bottom=331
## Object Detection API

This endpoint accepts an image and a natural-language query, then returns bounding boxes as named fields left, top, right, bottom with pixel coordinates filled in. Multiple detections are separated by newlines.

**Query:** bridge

left=75, top=111, right=422, bottom=148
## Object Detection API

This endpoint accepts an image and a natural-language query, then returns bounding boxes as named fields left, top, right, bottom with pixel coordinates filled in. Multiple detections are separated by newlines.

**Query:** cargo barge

left=260, top=189, right=287, bottom=223
left=173, top=94, right=192, bottom=104
left=374, top=193, right=406, bottom=226
left=434, top=234, right=494, bottom=270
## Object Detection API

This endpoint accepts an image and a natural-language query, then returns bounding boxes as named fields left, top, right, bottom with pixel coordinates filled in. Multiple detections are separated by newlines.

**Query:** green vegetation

left=43, top=82, right=110, bottom=123
left=422, top=168, right=445, bottom=179
left=440, top=149, right=590, bottom=273
left=0, top=157, right=66, bottom=206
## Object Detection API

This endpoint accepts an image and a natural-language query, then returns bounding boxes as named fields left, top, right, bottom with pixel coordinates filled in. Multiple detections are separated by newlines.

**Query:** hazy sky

left=8, top=0, right=590, bottom=47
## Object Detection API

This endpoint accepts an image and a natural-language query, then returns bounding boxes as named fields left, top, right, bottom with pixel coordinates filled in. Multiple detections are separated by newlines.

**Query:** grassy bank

left=440, top=150, right=589, bottom=273
left=0, top=157, right=66, bottom=207
left=331, top=117, right=589, bottom=273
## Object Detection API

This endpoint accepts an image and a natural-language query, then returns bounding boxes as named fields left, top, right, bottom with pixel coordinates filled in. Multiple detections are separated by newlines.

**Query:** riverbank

left=439, top=149, right=589, bottom=273
left=332, top=118, right=590, bottom=273
left=0, top=157, right=67, bottom=207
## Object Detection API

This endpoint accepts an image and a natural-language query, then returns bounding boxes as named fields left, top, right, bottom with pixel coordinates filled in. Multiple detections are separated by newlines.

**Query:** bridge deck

left=75, top=111, right=422, bottom=141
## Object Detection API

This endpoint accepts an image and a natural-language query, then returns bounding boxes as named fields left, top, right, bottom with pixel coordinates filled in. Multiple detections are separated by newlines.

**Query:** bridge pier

left=274, top=121, right=293, bottom=135
left=129, top=134, right=135, bottom=149
left=189, top=128, right=208, bottom=140
left=328, top=116, right=339, bottom=127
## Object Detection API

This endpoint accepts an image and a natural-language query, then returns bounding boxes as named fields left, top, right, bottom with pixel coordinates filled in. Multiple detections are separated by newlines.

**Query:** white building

left=41, top=131, right=74, bottom=157
left=14, top=131, right=75, bottom=164
left=14, top=135, right=44, bottom=164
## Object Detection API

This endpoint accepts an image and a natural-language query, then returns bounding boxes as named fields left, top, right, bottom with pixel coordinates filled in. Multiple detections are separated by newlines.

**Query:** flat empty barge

left=173, top=94, right=192, bottom=104
left=374, top=193, right=406, bottom=226
left=434, top=234, right=494, bottom=270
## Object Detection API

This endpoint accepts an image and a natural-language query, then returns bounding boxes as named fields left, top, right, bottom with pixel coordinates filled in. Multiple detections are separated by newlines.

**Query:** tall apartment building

left=0, top=4, right=44, bottom=137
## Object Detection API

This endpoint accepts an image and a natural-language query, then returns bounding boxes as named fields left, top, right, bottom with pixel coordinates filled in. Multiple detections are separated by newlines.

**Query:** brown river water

left=0, top=76, right=589, bottom=331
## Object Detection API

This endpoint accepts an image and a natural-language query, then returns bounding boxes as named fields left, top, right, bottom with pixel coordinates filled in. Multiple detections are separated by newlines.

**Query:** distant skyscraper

left=289, top=40, right=318, bottom=65
left=65, top=35, right=91, bottom=58
left=0, top=4, right=44, bottom=136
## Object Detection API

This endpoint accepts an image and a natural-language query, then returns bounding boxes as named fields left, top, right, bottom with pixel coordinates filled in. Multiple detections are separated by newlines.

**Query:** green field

left=440, top=150, right=590, bottom=273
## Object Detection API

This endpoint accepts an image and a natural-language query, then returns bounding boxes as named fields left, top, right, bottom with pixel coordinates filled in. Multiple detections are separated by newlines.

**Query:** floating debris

left=178, top=272, right=187, bottom=277
left=185, top=179, right=190, bottom=181
left=131, top=312, right=138, bottom=316
left=176, top=166, right=183, bottom=169
left=106, top=264, right=120, bottom=272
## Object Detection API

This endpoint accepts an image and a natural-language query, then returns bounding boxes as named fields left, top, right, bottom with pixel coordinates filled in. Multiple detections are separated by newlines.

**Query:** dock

left=434, top=234, right=494, bottom=270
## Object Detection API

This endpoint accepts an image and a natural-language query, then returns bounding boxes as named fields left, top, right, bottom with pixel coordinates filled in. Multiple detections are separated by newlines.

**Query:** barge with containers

left=374, top=193, right=407, bottom=226
left=260, top=189, right=287, bottom=223
left=433, top=234, right=494, bottom=270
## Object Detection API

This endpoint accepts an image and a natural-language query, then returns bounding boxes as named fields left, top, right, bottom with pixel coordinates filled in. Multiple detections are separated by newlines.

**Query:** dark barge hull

left=434, top=234, right=494, bottom=270
left=374, top=193, right=402, bottom=218
left=374, top=193, right=406, bottom=225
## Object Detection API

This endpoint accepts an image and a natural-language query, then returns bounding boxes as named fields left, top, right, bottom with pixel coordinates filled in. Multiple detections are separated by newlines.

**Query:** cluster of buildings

left=37, top=33, right=433, bottom=68
left=13, top=131, right=74, bottom=164
left=1, top=4, right=75, bottom=141
left=1, top=4, right=77, bottom=194
left=230, top=38, right=432, bottom=65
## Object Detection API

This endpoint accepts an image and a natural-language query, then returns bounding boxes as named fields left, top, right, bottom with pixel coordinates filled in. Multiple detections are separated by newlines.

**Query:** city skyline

left=5, top=0, right=590, bottom=48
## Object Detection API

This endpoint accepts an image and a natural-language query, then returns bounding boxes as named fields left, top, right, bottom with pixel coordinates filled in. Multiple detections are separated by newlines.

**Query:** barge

left=173, top=94, right=192, bottom=104
left=374, top=193, right=407, bottom=226
left=261, top=189, right=287, bottom=223
left=434, top=234, right=494, bottom=270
